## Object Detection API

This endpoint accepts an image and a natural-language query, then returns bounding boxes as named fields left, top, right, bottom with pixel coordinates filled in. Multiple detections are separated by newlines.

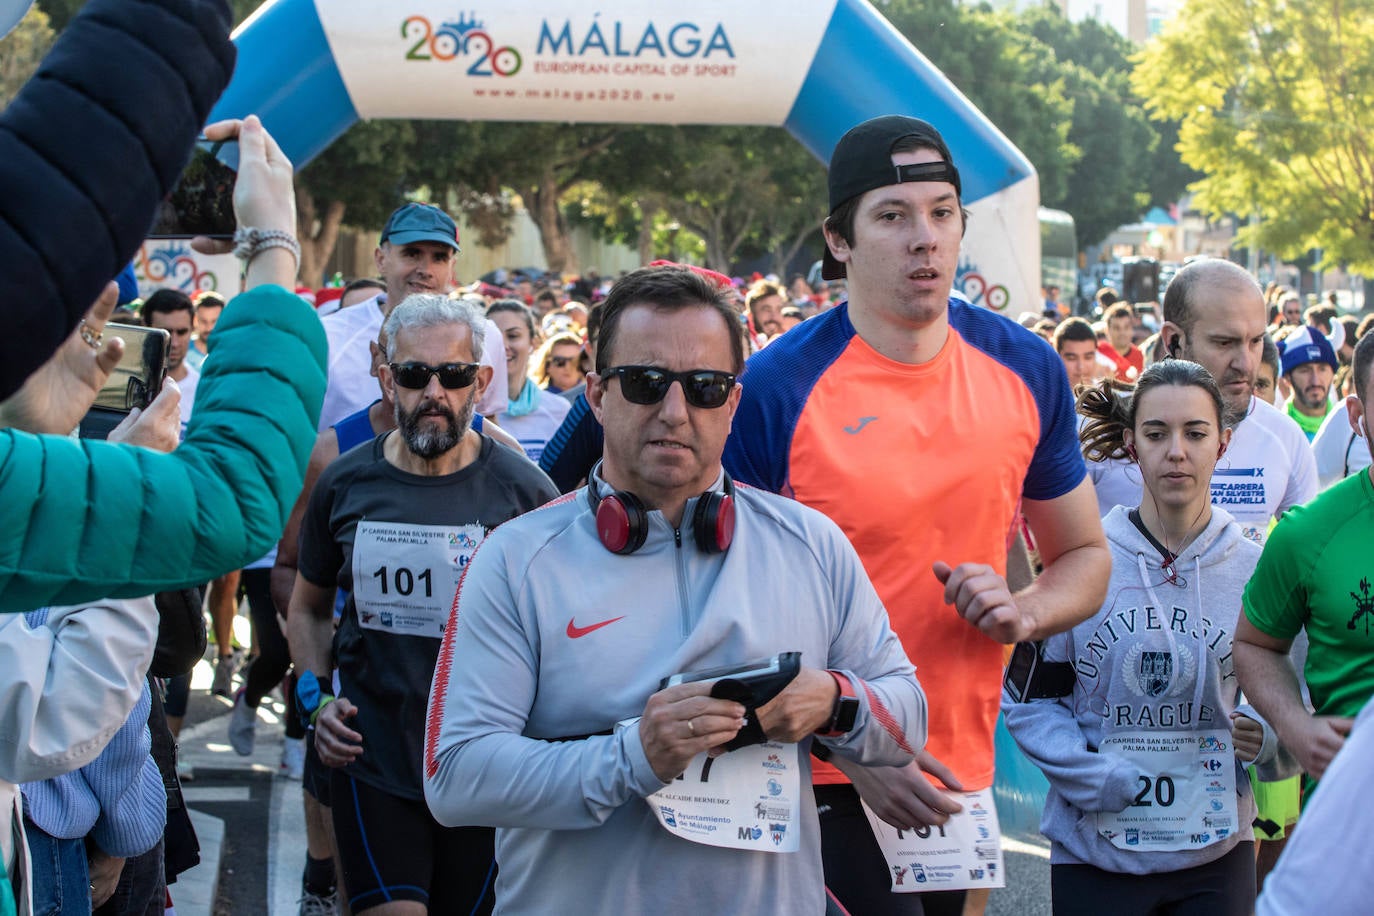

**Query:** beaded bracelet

left=232, top=227, right=301, bottom=267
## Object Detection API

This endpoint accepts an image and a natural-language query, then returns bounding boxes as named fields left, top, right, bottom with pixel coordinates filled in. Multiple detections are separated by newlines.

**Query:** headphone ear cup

left=692, top=491, right=736, bottom=554
left=596, top=491, right=648, bottom=555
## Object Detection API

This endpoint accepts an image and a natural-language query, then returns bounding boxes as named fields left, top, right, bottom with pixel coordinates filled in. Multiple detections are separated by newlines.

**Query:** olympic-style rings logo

left=401, top=14, right=522, bottom=76
left=956, top=266, right=1011, bottom=311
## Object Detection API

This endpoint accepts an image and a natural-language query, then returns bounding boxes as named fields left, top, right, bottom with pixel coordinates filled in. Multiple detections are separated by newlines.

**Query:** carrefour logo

left=400, top=13, right=522, bottom=76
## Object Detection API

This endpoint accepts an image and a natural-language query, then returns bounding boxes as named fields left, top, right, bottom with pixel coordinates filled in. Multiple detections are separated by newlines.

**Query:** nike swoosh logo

left=566, top=616, right=626, bottom=639
left=844, top=416, right=879, bottom=435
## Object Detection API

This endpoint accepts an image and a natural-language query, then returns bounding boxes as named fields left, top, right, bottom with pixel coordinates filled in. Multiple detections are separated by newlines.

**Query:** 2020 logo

left=401, top=13, right=522, bottom=76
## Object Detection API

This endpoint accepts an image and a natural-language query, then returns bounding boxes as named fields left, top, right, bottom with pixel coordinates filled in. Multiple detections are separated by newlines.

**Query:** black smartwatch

left=816, top=670, right=859, bottom=737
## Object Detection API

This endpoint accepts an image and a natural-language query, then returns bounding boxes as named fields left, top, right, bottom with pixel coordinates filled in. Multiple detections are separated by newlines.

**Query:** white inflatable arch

left=214, top=0, right=1041, bottom=310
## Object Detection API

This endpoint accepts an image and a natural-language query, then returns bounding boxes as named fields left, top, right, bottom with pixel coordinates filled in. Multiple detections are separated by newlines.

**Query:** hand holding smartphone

left=147, top=140, right=238, bottom=239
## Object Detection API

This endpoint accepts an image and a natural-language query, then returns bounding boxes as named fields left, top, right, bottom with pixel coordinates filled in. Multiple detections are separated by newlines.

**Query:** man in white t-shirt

left=1090, top=258, right=1316, bottom=544
left=143, top=289, right=200, bottom=438
left=317, top=203, right=506, bottom=431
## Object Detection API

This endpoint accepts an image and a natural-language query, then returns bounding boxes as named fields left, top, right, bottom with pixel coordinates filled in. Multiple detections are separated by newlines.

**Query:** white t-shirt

left=498, top=385, right=572, bottom=462
left=1257, top=697, right=1374, bottom=916
left=1089, top=395, right=1318, bottom=545
left=1312, top=397, right=1371, bottom=492
left=316, top=294, right=508, bottom=431
left=175, top=362, right=200, bottom=440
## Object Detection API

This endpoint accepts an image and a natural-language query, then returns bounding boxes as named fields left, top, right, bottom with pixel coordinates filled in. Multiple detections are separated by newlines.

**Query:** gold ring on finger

left=79, top=320, right=103, bottom=350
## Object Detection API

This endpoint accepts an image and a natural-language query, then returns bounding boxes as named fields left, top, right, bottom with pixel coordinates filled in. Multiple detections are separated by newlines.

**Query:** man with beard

left=287, top=295, right=557, bottom=915
left=1278, top=325, right=1339, bottom=441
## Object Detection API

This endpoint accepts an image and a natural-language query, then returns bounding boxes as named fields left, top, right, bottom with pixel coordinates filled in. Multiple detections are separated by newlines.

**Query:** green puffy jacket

left=0, top=285, right=326, bottom=612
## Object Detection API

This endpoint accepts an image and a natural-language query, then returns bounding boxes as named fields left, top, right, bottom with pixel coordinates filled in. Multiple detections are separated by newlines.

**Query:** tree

left=1018, top=5, right=1196, bottom=245
left=1133, top=0, right=1374, bottom=272
left=877, top=0, right=1080, bottom=206
left=0, top=5, right=55, bottom=110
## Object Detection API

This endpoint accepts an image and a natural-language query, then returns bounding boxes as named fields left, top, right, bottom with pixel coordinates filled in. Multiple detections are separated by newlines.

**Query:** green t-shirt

left=1287, top=399, right=1331, bottom=441
left=1243, top=470, right=1374, bottom=719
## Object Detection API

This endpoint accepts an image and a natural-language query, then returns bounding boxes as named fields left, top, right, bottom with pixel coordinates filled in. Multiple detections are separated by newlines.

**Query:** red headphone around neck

left=586, top=462, right=736, bottom=555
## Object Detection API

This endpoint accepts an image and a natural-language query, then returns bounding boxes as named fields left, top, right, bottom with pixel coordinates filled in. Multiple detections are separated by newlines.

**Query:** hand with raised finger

left=0, top=281, right=125, bottom=434
left=933, top=560, right=1032, bottom=644
left=640, top=681, right=746, bottom=782
left=314, top=696, right=364, bottom=768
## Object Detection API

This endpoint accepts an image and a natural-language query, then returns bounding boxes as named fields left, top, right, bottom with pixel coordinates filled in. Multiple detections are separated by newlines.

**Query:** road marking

left=182, top=787, right=252, bottom=803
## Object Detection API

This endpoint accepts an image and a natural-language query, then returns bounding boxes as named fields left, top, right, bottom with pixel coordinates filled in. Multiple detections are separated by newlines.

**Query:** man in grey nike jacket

left=424, top=264, right=925, bottom=914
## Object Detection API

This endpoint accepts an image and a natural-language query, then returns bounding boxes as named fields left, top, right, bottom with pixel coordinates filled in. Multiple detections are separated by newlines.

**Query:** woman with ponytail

left=1004, top=360, right=1278, bottom=915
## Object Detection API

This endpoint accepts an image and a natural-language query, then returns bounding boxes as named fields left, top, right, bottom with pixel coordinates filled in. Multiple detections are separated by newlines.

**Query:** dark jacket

left=0, top=0, right=235, bottom=399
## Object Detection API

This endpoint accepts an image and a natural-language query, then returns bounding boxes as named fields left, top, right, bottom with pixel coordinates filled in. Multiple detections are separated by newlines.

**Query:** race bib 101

left=351, top=520, right=484, bottom=639
left=864, top=786, right=1005, bottom=892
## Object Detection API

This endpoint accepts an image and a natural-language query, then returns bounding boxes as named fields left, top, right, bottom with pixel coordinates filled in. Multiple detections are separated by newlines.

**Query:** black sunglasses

left=548, top=355, right=579, bottom=368
left=389, top=361, right=480, bottom=390
left=600, top=365, right=737, bottom=409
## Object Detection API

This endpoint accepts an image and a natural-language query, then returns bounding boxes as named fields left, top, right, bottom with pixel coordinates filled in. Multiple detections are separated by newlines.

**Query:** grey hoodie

left=1003, top=505, right=1269, bottom=874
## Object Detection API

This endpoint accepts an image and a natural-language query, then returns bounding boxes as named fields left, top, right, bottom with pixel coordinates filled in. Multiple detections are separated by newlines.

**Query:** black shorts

left=331, top=770, right=496, bottom=915
left=816, top=783, right=965, bottom=916
left=1050, top=841, right=1255, bottom=916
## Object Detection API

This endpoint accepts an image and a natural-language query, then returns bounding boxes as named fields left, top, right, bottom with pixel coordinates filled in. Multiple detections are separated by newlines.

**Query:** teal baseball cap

left=380, top=203, right=461, bottom=250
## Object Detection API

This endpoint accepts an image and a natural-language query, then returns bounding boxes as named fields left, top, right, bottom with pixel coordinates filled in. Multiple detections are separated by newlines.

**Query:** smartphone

left=1003, top=641, right=1075, bottom=702
left=147, top=139, right=238, bottom=239
left=95, top=323, right=171, bottom=412
left=662, top=652, right=802, bottom=750
left=80, top=324, right=171, bottom=440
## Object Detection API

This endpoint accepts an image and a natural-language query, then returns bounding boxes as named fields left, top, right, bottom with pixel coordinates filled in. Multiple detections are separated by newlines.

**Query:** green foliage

left=32, top=0, right=78, bottom=32
left=0, top=5, right=54, bottom=110
left=1134, top=0, right=1374, bottom=271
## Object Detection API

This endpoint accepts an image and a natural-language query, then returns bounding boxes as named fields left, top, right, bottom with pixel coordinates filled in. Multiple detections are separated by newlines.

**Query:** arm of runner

left=1234, top=612, right=1350, bottom=779
left=1010, top=477, right=1111, bottom=641
left=425, top=527, right=693, bottom=830
left=270, top=431, right=338, bottom=617
left=829, top=752, right=964, bottom=830
left=1001, top=691, right=1143, bottom=813
left=1000, top=631, right=1143, bottom=814
left=287, top=575, right=361, bottom=766
left=639, top=682, right=746, bottom=781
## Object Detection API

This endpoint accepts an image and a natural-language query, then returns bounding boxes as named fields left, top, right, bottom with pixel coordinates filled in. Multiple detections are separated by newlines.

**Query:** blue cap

left=380, top=203, right=460, bottom=250
left=1279, top=325, right=1338, bottom=376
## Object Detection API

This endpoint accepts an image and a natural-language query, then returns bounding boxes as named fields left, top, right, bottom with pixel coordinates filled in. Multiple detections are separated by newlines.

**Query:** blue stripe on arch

left=783, top=0, right=1033, bottom=204
left=209, top=0, right=358, bottom=167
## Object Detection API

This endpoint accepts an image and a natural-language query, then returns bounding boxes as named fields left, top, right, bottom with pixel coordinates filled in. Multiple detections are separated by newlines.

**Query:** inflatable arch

left=213, top=0, right=1042, bottom=312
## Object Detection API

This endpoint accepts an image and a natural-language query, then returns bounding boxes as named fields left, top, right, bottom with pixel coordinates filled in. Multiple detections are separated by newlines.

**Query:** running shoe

left=297, top=888, right=337, bottom=916
left=211, top=653, right=238, bottom=699
left=228, top=689, right=257, bottom=756
left=280, top=736, right=305, bottom=780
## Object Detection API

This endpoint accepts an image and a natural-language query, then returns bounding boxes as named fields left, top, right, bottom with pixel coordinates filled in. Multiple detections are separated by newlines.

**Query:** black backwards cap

left=822, top=115, right=962, bottom=281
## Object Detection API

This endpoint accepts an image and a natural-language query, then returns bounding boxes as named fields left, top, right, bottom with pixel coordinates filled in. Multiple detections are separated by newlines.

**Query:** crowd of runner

left=3, top=1, right=1372, bottom=916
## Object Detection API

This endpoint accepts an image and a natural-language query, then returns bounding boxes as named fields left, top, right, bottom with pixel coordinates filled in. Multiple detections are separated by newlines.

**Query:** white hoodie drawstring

left=1136, top=550, right=1210, bottom=719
